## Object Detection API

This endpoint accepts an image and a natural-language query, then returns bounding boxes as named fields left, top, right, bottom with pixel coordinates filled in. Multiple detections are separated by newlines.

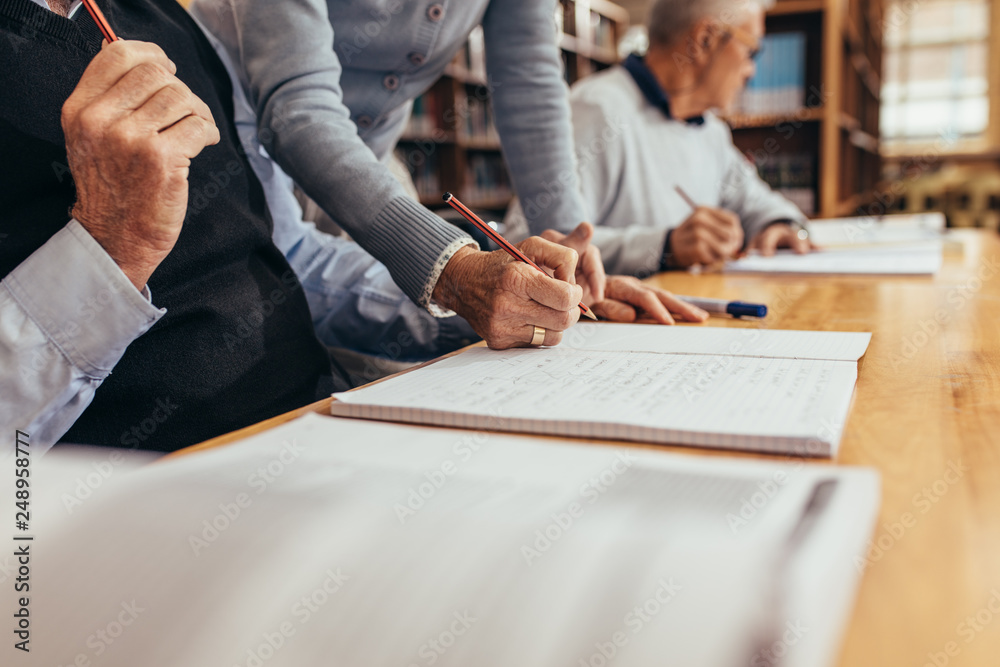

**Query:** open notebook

left=331, top=323, right=872, bottom=457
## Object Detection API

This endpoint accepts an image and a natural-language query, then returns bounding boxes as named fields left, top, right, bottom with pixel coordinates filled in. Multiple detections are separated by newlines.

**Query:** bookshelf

left=723, top=0, right=883, bottom=218
left=395, top=1, right=630, bottom=218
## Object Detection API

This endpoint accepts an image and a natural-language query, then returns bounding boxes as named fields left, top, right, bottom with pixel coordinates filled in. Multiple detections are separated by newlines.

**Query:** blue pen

left=677, top=295, right=767, bottom=318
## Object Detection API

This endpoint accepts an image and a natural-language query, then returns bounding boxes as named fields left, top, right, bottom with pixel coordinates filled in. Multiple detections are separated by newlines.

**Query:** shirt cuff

left=2, top=220, right=165, bottom=380
left=659, top=229, right=678, bottom=271
left=425, top=237, right=481, bottom=318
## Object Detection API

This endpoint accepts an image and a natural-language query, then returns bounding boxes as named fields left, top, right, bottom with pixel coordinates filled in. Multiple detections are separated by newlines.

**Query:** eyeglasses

left=725, top=25, right=763, bottom=61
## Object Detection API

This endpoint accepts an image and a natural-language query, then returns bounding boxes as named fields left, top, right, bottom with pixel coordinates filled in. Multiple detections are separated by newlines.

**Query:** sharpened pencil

left=443, top=193, right=598, bottom=321
left=81, top=0, right=119, bottom=43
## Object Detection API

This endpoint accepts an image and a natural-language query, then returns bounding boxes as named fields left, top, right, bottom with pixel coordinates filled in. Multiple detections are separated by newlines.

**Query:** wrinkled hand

left=62, top=40, right=220, bottom=290
left=591, top=276, right=709, bottom=324
left=540, top=222, right=606, bottom=304
left=748, top=223, right=815, bottom=256
left=670, top=206, right=744, bottom=267
left=433, top=242, right=584, bottom=349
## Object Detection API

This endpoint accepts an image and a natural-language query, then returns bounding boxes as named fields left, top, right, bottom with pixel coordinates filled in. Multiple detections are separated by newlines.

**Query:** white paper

left=725, top=241, right=943, bottom=275
left=561, top=323, right=872, bottom=361
left=805, top=212, right=946, bottom=247
left=333, top=346, right=860, bottom=455
left=15, top=415, right=880, bottom=667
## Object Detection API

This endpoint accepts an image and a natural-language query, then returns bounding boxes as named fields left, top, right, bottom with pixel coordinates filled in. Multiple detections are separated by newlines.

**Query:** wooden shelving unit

left=396, top=0, right=629, bottom=217
left=726, top=0, right=883, bottom=218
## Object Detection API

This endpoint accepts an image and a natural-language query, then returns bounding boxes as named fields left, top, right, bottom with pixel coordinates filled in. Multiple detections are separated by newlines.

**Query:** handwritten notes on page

left=332, top=326, right=871, bottom=456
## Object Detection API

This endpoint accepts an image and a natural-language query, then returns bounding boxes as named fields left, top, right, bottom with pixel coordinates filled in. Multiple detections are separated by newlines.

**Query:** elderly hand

left=540, top=222, right=606, bottom=304
left=62, top=40, right=220, bottom=291
left=748, top=223, right=815, bottom=256
left=433, top=240, right=584, bottom=349
left=670, top=206, right=744, bottom=266
left=591, top=276, right=708, bottom=324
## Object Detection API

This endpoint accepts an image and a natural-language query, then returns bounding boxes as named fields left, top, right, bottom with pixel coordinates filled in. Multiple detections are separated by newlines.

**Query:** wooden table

left=183, top=230, right=1000, bottom=667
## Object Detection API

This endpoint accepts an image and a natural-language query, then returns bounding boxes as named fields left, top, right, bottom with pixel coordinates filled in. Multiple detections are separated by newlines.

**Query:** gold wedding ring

left=530, top=325, right=546, bottom=347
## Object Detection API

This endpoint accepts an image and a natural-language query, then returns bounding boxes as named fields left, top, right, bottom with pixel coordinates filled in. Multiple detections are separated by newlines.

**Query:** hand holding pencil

left=671, top=186, right=744, bottom=268
left=62, top=38, right=219, bottom=291
left=432, top=194, right=593, bottom=349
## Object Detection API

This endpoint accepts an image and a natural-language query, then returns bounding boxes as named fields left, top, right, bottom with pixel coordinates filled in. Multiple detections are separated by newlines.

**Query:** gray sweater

left=571, top=66, right=808, bottom=276
left=190, top=0, right=588, bottom=308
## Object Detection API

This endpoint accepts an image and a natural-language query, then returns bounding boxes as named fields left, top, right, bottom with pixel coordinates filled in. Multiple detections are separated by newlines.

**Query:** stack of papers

left=331, top=324, right=872, bottom=457
left=725, top=213, right=947, bottom=275
left=18, top=414, right=880, bottom=667
left=725, top=241, right=943, bottom=275
left=804, top=212, right=945, bottom=248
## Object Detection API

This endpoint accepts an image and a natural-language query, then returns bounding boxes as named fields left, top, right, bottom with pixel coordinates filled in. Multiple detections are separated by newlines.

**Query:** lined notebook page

left=560, top=324, right=871, bottom=361
left=725, top=241, right=943, bottom=275
left=333, top=348, right=860, bottom=456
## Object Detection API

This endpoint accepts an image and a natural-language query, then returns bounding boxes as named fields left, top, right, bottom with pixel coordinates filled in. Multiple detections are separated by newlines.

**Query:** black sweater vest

left=0, top=0, right=333, bottom=451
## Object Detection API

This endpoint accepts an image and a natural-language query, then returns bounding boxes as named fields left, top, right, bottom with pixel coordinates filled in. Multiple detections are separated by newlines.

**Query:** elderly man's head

left=646, top=0, right=773, bottom=112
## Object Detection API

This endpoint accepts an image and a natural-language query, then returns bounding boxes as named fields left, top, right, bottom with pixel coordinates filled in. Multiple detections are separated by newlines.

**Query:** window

left=881, top=0, right=991, bottom=150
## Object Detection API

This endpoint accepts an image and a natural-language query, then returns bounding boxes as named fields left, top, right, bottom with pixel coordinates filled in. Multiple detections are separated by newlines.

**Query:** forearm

left=288, top=228, right=477, bottom=360
left=483, top=0, right=588, bottom=235
left=219, top=0, right=472, bottom=307
left=0, top=222, right=164, bottom=451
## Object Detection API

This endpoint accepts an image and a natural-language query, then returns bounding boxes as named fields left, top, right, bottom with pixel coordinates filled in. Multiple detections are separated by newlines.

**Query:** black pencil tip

left=442, top=192, right=453, bottom=202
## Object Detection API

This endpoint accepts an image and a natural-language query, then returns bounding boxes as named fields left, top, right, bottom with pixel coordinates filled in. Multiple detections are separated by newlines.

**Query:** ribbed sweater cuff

left=365, top=197, right=477, bottom=309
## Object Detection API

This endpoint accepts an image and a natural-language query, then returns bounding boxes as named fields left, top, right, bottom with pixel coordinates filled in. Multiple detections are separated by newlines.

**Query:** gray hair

left=647, top=0, right=774, bottom=47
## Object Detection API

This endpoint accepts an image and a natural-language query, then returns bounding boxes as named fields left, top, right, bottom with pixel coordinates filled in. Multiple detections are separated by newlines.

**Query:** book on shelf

left=403, top=92, right=441, bottom=137
left=734, top=32, right=807, bottom=115
left=752, top=152, right=815, bottom=215
left=393, top=146, right=440, bottom=199
left=451, top=25, right=486, bottom=79
left=465, top=153, right=512, bottom=205
left=462, top=96, right=500, bottom=144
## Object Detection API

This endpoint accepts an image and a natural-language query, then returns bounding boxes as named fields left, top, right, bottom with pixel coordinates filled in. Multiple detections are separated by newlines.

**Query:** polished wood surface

left=182, top=230, right=1000, bottom=667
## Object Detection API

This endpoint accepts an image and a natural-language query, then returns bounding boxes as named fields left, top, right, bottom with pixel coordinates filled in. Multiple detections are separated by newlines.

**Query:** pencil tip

left=582, top=308, right=598, bottom=321
left=442, top=192, right=452, bottom=202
